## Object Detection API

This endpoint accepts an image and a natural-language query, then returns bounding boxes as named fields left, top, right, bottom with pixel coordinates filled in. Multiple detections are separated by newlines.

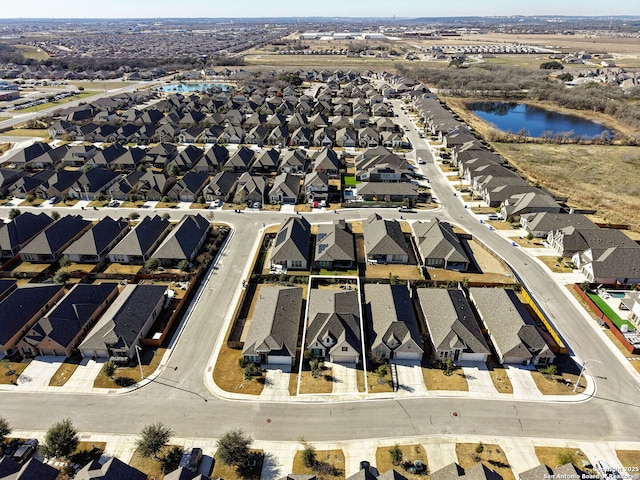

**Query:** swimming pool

left=608, top=291, right=627, bottom=299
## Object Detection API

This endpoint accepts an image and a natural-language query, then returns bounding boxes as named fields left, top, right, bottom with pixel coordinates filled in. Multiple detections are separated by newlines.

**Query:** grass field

left=3, top=128, right=50, bottom=137
left=493, top=143, right=640, bottom=232
left=15, top=44, right=50, bottom=61
left=49, top=355, right=83, bottom=387
left=15, top=91, right=99, bottom=113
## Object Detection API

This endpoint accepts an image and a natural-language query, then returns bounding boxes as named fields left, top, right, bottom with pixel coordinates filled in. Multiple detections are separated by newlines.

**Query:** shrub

left=301, top=442, right=316, bottom=468
left=115, top=376, right=135, bottom=387
left=101, top=361, right=116, bottom=377
left=243, top=363, right=260, bottom=381
left=389, top=444, right=403, bottom=466
left=556, top=449, right=576, bottom=466
left=475, top=442, right=484, bottom=454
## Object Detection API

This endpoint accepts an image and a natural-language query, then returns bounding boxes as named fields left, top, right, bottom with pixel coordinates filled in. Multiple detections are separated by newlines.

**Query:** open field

left=14, top=91, right=99, bottom=113
left=245, top=54, right=406, bottom=72
left=15, top=44, right=50, bottom=61
left=2, top=128, right=49, bottom=137
left=493, top=143, right=640, bottom=232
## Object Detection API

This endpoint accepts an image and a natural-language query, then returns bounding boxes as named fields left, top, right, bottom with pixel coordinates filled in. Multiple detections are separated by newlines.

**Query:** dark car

left=12, top=438, right=38, bottom=463
left=179, top=447, right=203, bottom=472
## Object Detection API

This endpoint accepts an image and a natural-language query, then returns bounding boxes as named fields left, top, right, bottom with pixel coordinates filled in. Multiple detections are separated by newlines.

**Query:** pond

left=157, top=83, right=230, bottom=93
left=468, top=102, right=611, bottom=139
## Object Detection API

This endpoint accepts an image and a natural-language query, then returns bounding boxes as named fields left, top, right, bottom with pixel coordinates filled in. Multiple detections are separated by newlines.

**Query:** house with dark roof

left=521, top=212, right=597, bottom=238
left=357, top=182, right=419, bottom=203
left=167, top=171, right=210, bottom=202
left=63, top=216, right=130, bottom=263
left=270, top=216, right=311, bottom=270
left=0, top=212, right=53, bottom=259
left=135, top=171, right=176, bottom=201
left=314, top=219, right=355, bottom=270
left=251, top=148, right=280, bottom=174
left=68, top=168, right=120, bottom=200
left=233, top=172, right=267, bottom=205
left=0, top=284, right=65, bottom=356
left=153, top=214, right=210, bottom=267
left=365, top=284, right=423, bottom=361
left=574, top=241, right=640, bottom=284
left=1, top=141, right=51, bottom=167
left=0, top=279, right=17, bottom=303
left=78, top=284, right=167, bottom=359
left=203, top=171, right=239, bottom=203
left=0, top=455, right=59, bottom=480
left=194, top=144, right=229, bottom=173
left=242, top=286, right=303, bottom=365
left=7, top=170, right=56, bottom=199
left=362, top=214, right=409, bottom=264
left=62, top=145, right=101, bottom=167
left=75, top=456, right=147, bottom=480
left=519, top=463, right=585, bottom=480
left=19, top=215, right=92, bottom=263
left=17, top=283, right=119, bottom=357
left=164, top=467, right=210, bottom=480
left=269, top=173, right=301, bottom=204
left=305, top=288, right=362, bottom=363
left=171, top=145, right=204, bottom=171
left=412, top=220, right=470, bottom=271
left=108, top=170, right=145, bottom=201
left=88, top=143, right=128, bottom=169
left=35, top=169, right=83, bottom=199
left=469, top=288, right=555, bottom=365
left=108, top=215, right=171, bottom=264
left=500, top=191, right=562, bottom=220
left=224, top=146, right=255, bottom=173
left=312, top=148, right=342, bottom=176
left=417, top=288, right=490, bottom=363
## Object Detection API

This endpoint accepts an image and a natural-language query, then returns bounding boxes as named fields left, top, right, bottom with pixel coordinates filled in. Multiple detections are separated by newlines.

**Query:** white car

left=211, top=199, right=221, bottom=208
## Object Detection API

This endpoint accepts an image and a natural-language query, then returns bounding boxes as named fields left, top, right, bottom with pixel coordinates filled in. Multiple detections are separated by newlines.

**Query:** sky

left=1, top=0, right=639, bottom=19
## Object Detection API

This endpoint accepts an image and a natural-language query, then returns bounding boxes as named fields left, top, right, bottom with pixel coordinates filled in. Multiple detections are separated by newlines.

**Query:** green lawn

left=587, top=292, right=635, bottom=331
left=343, top=175, right=359, bottom=186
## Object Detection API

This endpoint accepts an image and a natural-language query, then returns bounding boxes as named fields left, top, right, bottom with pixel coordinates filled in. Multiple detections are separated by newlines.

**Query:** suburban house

left=304, top=171, right=330, bottom=204
left=312, top=148, right=342, bottom=176
left=225, top=146, right=255, bottom=173
left=62, top=216, right=131, bottom=263
left=67, top=168, right=120, bottom=200
left=203, top=171, right=239, bottom=202
left=357, top=182, right=419, bottom=203
left=500, top=191, right=563, bottom=220
left=75, top=457, right=147, bottom=480
left=550, top=225, right=637, bottom=258
left=270, top=216, right=312, bottom=270
left=469, top=287, right=555, bottom=365
left=412, top=220, right=470, bottom=271
left=108, top=215, right=172, bottom=264
left=135, top=171, right=176, bottom=201
left=241, top=286, right=303, bottom=365
left=305, top=288, right=363, bottom=363
left=269, top=173, right=301, bottom=204
left=78, top=284, right=167, bottom=359
left=365, top=284, right=424, bottom=361
left=167, top=171, right=210, bottom=202
left=194, top=144, right=229, bottom=173
left=19, top=215, right=92, bottom=263
left=520, top=463, right=585, bottom=480
left=416, top=288, right=490, bottom=363
left=0, top=212, right=53, bottom=259
left=251, top=148, right=280, bottom=173
left=520, top=212, right=598, bottom=238
left=153, top=214, right=210, bottom=267
left=362, top=214, right=409, bottom=264
left=279, top=149, right=309, bottom=174
left=0, top=284, right=65, bottom=356
left=313, top=219, right=356, bottom=270
left=573, top=242, right=640, bottom=285
left=0, top=456, right=60, bottom=480
left=16, top=283, right=119, bottom=357
left=233, top=172, right=267, bottom=205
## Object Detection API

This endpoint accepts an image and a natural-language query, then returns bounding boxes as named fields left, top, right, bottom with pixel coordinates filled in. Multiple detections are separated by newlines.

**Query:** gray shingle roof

left=363, top=213, right=409, bottom=257
left=0, top=212, right=53, bottom=255
left=63, top=216, right=130, bottom=258
left=314, top=220, right=355, bottom=264
left=270, top=173, right=301, bottom=200
left=109, top=215, right=171, bottom=258
left=365, top=283, right=423, bottom=356
left=416, top=288, right=489, bottom=356
left=21, top=283, right=118, bottom=349
left=75, top=456, right=147, bottom=480
left=413, top=220, right=469, bottom=267
left=306, top=289, right=361, bottom=355
left=242, top=286, right=303, bottom=358
left=153, top=214, right=210, bottom=262
left=19, top=215, right=91, bottom=257
left=0, top=284, right=64, bottom=345
left=271, top=216, right=311, bottom=265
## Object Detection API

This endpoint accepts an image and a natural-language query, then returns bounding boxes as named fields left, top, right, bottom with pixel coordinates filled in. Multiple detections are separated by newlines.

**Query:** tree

left=556, top=449, right=576, bottom=466
left=389, top=444, right=403, bottom=466
left=475, top=442, right=484, bottom=454
left=375, top=364, right=388, bottom=383
left=540, top=61, right=564, bottom=70
left=25, top=194, right=35, bottom=203
left=8, top=208, right=21, bottom=219
left=541, top=364, right=558, bottom=381
left=301, top=441, right=316, bottom=468
left=161, top=212, right=171, bottom=221
left=216, top=429, right=253, bottom=467
left=0, top=417, right=11, bottom=445
left=178, top=260, right=190, bottom=272
left=167, top=164, right=180, bottom=177
left=443, top=357, right=454, bottom=376
left=129, top=211, right=140, bottom=220
left=145, top=258, right=160, bottom=272
left=101, top=361, right=116, bottom=378
left=51, top=211, right=61, bottom=221
left=53, top=271, right=69, bottom=284
left=59, top=256, right=71, bottom=270
left=41, top=418, right=79, bottom=459
left=136, top=422, right=173, bottom=460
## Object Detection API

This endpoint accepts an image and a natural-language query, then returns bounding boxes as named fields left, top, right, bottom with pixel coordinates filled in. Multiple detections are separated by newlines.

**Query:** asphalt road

left=0, top=101, right=639, bottom=443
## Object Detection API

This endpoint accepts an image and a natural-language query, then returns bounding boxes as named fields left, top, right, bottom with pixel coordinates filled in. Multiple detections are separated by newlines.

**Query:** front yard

left=0, top=358, right=30, bottom=385
left=292, top=448, right=345, bottom=480
left=49, top=354, right=83, bottom=387
left=213, top=345, right=265, bottom=395
left=422, top=364, right=469, bottom=392
left=93, top=348, right=166, bottom=388
left=375, top=444, right=429, bottom=479
left=456, top=443, right=514, bottom=480
left=534, top=446, right=592, bottom=471
left=212, top=450, right=264, bottom=480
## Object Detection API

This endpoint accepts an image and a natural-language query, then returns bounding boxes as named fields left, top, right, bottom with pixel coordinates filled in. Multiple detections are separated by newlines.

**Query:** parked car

left=48, top=196, right=59, bottom=204
left=179, top=447, right=203, bottom=472
left=211, top=199, right=221, bottom=208
left=487, top=214, right=502, bottom=220
left=12, top=438, right=38, bottom=463
left=418, top=157, right=426, bottom=164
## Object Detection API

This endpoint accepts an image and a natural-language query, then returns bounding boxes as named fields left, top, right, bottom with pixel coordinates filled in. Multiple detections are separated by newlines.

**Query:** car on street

left=418, top=157, right=426, bottom=164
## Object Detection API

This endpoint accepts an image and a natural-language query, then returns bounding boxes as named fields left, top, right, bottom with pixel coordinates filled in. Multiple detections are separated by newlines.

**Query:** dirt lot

left=456, top=443, right=514, bottom=480
left=365, top=264, right=423, bottom=280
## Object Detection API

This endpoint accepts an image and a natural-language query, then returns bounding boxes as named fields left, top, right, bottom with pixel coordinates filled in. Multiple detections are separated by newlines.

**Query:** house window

left=290, top=260, right=303, bottom=268
left=341, top=347, right=348, bottom=352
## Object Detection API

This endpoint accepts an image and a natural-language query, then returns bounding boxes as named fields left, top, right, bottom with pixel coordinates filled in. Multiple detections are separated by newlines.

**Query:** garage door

left=267, top=355, right=292, bottom=365
left=394, top=351, right=422, bottom=361
left=331, top=355, right=358, bottom=364
left=460, top=353, right=487, bottom=362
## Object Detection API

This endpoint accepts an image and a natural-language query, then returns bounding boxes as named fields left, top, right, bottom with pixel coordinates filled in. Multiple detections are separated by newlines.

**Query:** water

left=468, top=102, right=611, bottom=139
left=608, top=292, right=627, bottom=299
left=157, top=83, right=229, bottom=93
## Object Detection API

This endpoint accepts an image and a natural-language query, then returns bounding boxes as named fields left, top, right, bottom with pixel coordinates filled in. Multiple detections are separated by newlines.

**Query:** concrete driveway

left=505, top=365, right=541, bottom=400
left=60, top=358, right=104, bottom=392
left=259, top=365, right=291, bottom=401
left=17, top=356, right=65, bottom=388
left=393, top=360, right=428, bottom=395
left=459, top=361, right=496, bottom=397
left=329, top=362, right=358, bottom=395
